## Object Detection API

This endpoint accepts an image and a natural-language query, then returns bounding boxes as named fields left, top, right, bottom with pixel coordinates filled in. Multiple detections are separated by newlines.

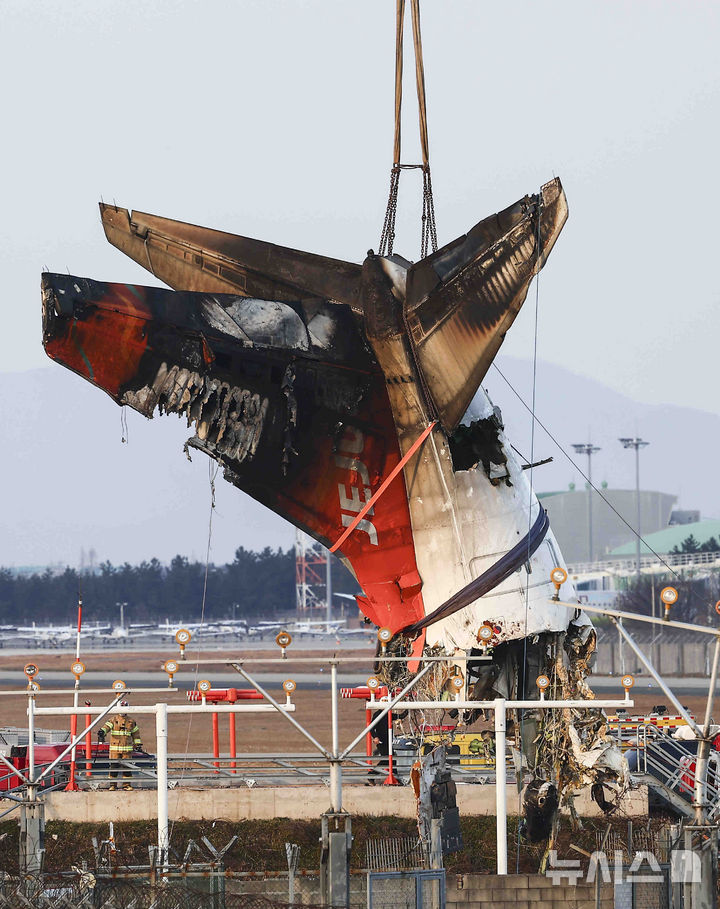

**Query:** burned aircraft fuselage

left=41, top=177, right=576, bottom=665
left=41, top=175, right=634, bottom=825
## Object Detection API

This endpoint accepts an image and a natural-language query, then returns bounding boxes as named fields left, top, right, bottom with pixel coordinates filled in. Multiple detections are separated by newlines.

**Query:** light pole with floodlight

left=572, top=443, right=601, bottom=562
left=619, top=437, right=649, bottom=575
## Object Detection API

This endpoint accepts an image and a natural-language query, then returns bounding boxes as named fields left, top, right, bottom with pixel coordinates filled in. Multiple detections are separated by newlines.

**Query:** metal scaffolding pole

left=611, top=618, right=702, bottom=736
left=494, top=698, right=508, bottom=875
left=694, top=636, right=720, bottom=823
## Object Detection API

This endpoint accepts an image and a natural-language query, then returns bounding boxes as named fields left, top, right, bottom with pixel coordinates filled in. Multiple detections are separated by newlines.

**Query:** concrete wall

left=447, top=873, right=613, bottom=909
left=594, top=637, right=712, bottom=675
left=35, top=783, right=647, bottom=824
left=221, top=872, right=614, bottom=909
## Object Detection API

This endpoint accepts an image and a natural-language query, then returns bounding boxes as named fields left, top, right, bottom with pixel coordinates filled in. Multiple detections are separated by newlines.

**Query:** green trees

left=670, top=534, right=720, bottom=554
left=0, top=547, right=357, bottom=625
left=616, top=571, right=720, bottom=624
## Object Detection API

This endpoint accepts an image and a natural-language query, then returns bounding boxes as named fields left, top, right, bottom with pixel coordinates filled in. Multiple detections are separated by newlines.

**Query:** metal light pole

left=572, top=443, right=601, bottom=562
left=619, top=437, right=649, bottom=575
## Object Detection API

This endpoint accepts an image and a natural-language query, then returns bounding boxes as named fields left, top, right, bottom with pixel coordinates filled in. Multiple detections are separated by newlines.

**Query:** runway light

left=71, top=660, right=85, bottom=680
left=112, top=680, right=127, bottom=691
left=283, top=679, right=297, bottom=693
left=621, top=674, right=635, bottom=692
left=550, top=567, right=567, bottom=599
left=450, top=675, right=464, bottom=692
left=163, top=659, right=178, bottom=688
left=276, top=631, right=292, bottom=658
left=23, top=663, right=39, bottom=679
left=366, top=677, right=381, bottom=699
left=536, top=675, right=550, bottom=691
left=197, top=679, right=212, bottom=693
left=660, top=586, right=678, bottom=620
left=175, top=628, right=191, bottom=659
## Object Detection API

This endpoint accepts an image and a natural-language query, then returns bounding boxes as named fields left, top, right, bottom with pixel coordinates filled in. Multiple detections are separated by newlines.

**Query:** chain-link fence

left=0, top=872, right=327, bottom=909
left=613, top=864, right=671, bottom=909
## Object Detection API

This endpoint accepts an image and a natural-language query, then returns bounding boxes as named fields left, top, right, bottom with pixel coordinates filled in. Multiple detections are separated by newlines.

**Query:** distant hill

left=1, top=358, right=717, bottom=567
left=0, top=367, right=293, bottom=568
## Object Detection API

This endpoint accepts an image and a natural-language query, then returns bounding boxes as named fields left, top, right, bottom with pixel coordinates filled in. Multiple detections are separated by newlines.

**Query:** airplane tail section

left=404, top=178, right=568, bottom=432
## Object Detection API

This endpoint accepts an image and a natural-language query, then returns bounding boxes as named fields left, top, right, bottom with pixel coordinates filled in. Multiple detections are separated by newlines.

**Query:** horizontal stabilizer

left=100, top=204, right=363, bottom=311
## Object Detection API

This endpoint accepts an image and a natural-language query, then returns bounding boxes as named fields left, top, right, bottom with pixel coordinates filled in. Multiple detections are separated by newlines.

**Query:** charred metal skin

left=520, top=779, right=559, bottom=843
left=42, top=179, right=575, bottom=651
left=41, top=273, right=425, bottom=632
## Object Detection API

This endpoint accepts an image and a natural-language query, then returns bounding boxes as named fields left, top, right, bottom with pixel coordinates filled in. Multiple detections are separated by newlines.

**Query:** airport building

left=539, top=487, right=676, bottom=565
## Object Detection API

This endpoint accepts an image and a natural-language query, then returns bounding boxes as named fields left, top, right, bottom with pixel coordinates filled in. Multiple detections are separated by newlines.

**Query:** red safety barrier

left=229, top=711, right=237, bottom=773
left=383, top=707, right=399, bottom=786
left=607, top=713, right=695, bottom=729
left=340, top=686, right=389, bottom=699
left=186, top=688, right=263, bottom=770
left=185, top=688, right=262, bottom=702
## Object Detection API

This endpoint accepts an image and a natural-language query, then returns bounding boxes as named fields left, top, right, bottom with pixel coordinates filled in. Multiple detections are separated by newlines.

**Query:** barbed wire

left=0, top=871, right=325, bottom=909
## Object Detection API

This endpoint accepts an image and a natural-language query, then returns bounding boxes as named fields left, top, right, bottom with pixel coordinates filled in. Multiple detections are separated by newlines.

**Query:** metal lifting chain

left=378, top=0, right=438, bottom=258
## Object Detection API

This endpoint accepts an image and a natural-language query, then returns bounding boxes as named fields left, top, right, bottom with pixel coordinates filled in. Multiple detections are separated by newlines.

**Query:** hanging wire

left=120, top=406, right=129, bottom=444
left=169, top=459, right=218, bottom=847
left=516, top=194, right=543, bottom=872
left=491, top=362, right=715, bottom=618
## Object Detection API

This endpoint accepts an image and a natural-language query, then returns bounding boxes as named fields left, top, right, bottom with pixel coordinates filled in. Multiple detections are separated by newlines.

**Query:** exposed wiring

left=120, top=406, right=129, bottom=444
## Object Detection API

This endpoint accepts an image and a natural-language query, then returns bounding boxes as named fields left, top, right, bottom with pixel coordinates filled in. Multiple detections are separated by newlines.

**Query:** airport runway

left=0, top=669, right=711, bottom=696
left=0, top=669, right=369, bottom=691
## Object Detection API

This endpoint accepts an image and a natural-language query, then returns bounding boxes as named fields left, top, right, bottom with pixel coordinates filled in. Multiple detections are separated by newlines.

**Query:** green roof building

left=608, top=519, right=720, bottom=557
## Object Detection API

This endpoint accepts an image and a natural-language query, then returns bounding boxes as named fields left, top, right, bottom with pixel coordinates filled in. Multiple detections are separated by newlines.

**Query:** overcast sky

left=3, top=0, right=719, bottom=410
left=1, top=1, right=719, bottom=567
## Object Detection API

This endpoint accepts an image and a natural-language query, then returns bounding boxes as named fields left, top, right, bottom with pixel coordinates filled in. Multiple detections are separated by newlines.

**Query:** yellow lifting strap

left=381, top=0, right=438, bottom=258
left=393, top=0, right=430, bottom=169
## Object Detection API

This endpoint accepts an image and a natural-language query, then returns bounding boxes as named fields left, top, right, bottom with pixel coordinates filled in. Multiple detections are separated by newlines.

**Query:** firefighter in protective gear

left=98, top=703, right=142, bottom=790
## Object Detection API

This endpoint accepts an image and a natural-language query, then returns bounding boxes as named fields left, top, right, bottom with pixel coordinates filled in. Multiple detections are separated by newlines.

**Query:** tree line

left=671, top=534, right=720, bottom=554
left=616, top=570, right=720, bottom=625
left=0, top=548, right=358, bottom=625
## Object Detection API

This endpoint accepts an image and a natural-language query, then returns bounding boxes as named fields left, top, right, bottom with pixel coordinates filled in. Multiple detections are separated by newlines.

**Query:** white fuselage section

left=371, top=257, right=578, bottom=650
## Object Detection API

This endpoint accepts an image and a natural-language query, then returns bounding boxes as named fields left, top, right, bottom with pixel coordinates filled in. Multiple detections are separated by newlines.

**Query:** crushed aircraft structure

left=41, top=177, right=626, bottom=822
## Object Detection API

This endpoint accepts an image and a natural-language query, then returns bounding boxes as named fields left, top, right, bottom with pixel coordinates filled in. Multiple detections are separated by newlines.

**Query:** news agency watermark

left=547, top=849, right=702, bottom=885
